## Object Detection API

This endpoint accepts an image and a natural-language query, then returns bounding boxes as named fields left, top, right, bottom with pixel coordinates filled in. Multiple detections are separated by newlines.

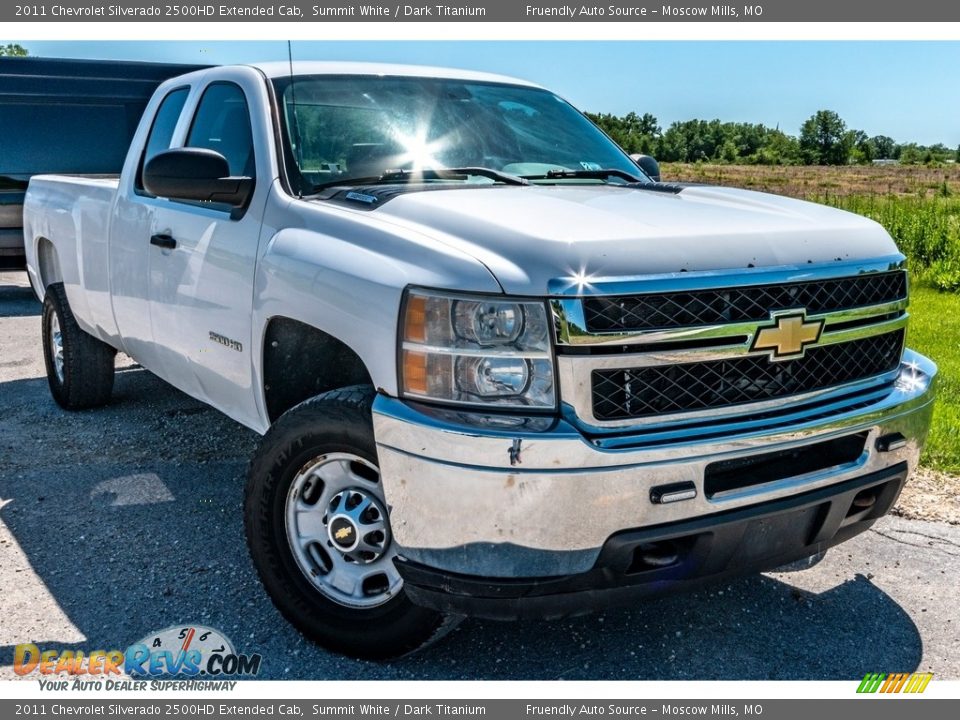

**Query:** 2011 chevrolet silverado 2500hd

left=23, top=62, right=937, bottom=659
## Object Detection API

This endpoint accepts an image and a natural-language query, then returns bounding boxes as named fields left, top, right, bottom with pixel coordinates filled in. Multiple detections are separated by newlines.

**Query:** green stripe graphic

left=857, top=673, right=886, bottom=693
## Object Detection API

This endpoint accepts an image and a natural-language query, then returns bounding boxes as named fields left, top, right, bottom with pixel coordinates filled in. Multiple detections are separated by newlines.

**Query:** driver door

left=145, top=77, right=265, bottom=425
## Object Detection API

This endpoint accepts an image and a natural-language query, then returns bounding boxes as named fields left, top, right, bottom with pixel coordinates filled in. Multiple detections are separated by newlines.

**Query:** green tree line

left=0, top=44, right=28, bottom=57
left=586, top=109, right=959, bottom=166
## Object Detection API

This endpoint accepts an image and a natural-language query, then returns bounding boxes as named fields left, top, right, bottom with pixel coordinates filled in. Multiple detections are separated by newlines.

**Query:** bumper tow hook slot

left=876, top=432, right=908, bottom=452
left=650, top=481, right=698, bottom=505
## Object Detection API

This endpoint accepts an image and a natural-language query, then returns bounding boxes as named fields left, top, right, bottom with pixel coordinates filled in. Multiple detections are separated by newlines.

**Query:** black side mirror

left=630, top=153, right=661, bottom=183
left=143, top=148, right=253, bottom=207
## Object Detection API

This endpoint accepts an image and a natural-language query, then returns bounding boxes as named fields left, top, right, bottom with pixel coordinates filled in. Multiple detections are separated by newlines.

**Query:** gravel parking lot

left=2, top=271, right=958, bottom=681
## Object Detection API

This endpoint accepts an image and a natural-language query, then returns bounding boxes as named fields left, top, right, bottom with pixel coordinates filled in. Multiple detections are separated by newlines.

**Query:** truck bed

left=23, top=174, right=121, bottom=341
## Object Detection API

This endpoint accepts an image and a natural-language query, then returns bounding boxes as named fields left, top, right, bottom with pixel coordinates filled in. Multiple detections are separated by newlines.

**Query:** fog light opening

left=629, top=540, right=682, bottom=573
left=847, top=488, right=878, bottom=517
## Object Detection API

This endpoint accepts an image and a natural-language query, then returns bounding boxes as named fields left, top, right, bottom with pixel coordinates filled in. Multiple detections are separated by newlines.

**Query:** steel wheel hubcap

left=284, top=452, right=401, bottom=609
left=49, top=313, right=64, bottom=383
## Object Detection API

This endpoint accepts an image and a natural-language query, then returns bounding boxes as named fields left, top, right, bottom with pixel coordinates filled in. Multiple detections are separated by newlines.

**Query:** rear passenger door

left=110, top=83, right=191, bottom=363
left=143, top=72, right=269, bottom=426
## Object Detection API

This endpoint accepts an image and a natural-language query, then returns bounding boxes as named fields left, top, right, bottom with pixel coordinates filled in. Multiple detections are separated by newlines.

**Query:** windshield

left=273, top=74, right=646, bottom=194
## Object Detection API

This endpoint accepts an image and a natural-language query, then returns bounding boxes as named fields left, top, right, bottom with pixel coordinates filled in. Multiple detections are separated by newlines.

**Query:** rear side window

left=186, top=83, right=255, bottom=177
left=136, top=87, right=189, bottom=191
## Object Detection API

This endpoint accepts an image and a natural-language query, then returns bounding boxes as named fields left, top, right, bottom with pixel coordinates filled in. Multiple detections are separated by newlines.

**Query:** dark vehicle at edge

left=0, top=57, right=209, bottom=270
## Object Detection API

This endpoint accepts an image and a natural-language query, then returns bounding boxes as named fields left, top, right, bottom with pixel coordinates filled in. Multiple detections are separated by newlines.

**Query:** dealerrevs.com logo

left=14, top=625, right=262, bottom=688
left=857, top=672, right=934, bottom=694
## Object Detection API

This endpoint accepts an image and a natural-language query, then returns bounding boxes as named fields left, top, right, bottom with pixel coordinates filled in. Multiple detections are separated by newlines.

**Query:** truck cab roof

left=189, top=61, right=542, bottom=88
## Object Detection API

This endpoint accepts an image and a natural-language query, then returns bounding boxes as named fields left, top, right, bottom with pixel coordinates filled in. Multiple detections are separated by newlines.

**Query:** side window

left=186, top=83, right=255, bottom=178
left=136, top=87, right=189, bottom=191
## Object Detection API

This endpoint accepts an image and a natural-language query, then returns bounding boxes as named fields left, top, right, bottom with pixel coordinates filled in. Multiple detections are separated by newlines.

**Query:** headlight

left=400, top=289, right=556, bottom=410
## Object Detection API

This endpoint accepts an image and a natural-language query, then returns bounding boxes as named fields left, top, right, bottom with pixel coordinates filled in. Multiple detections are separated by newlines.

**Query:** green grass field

left=826, top=194, right=960, bottom=293
left=664, top=164, right=960, bottom=474
left=907, top=287, right=960, bottom=473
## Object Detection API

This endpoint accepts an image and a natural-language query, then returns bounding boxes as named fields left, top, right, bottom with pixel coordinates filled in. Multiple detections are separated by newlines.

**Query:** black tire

left=244, top=385, right=455, bottom=660
left=41, top=282, right=116, bottom=410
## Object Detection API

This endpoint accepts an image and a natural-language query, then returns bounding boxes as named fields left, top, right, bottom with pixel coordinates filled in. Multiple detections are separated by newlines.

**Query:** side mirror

left=630, top=153, right=661, bottom=183
left=143, top=148, right=253, bottom=207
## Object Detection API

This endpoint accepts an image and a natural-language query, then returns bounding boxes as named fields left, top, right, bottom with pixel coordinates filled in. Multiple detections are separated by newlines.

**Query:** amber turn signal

left=403, top=294, right=427, bottom=343
left=401, top=349, right=428, bottom=395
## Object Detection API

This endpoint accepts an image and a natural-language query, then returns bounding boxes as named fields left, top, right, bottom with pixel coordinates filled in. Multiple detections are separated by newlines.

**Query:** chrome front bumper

left=372, top=350, right=937, bottom=578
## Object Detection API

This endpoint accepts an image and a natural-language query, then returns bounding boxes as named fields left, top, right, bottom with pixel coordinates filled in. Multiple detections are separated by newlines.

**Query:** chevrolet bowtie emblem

left=751, top=311, right=824, bottom=361
left=335, top=527, right=352, bottom=541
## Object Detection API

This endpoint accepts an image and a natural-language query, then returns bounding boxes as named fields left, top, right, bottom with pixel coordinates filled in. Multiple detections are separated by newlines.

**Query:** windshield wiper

left=520, top=168, right=645, bottom=183
left=385, top=167, right=528, bottom=186
left=310, top=166, right=527, bottom=192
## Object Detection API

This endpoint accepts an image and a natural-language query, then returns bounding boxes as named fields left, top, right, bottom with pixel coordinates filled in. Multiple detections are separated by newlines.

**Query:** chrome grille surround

left=582, top=270, right=907, bottom=332
left=550, top=255, right=909, bottom=429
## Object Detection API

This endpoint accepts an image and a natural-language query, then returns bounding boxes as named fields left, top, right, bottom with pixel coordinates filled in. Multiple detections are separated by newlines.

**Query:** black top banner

left=4, top=0, right=957, bottom=22
left=0, top=700, right=957, bottom=719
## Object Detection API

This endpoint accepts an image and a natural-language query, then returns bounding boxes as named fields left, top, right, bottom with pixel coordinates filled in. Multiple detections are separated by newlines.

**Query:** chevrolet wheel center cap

left=329, top=516, right=359, bottom=551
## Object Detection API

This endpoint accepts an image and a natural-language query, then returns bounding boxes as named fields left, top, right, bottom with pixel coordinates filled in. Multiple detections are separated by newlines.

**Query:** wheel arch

left=35, top=236, right=63, bottom=295
left=260, top=316, right=374, bottom=424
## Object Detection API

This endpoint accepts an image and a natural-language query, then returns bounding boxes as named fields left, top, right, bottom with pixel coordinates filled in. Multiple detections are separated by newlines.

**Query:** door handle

left=150, top=233, right=177, bottom=250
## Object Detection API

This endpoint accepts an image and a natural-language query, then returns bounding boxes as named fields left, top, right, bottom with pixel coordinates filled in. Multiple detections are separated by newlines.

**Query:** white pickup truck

left=24, top=62, right=936, bottom=659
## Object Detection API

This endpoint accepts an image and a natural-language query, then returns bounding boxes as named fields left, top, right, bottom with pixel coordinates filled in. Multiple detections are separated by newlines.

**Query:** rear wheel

left=41, top=282, right=116, bottom=410
left=244, top=385, right=456, bottom=659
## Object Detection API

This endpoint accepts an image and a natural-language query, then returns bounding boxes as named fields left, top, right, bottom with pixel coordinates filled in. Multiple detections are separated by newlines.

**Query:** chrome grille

left=583, top=271, right=907, bottom=332
left=591, top=330, right=904, bottom=421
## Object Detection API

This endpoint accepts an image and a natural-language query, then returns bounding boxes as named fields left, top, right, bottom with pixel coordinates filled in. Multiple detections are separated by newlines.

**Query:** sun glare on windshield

left=390, top=127, right=448, bottom=171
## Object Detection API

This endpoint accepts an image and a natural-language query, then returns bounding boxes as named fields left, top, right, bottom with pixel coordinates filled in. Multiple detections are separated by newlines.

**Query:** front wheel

left=244, top=385, right=455, bottom=659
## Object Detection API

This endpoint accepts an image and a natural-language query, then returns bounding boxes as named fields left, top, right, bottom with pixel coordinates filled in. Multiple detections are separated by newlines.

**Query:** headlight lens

left=400, top=289, right=555, bottom=409
left=453, top=301, right=523, bottom=344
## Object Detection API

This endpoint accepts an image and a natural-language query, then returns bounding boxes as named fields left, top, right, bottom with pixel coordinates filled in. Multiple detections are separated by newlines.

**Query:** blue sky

left=13, top=41, right=960, bottom=145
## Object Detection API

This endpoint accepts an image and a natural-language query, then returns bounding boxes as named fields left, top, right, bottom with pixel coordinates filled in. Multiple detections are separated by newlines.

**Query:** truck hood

left=365, top=184, right=900, bottom=295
